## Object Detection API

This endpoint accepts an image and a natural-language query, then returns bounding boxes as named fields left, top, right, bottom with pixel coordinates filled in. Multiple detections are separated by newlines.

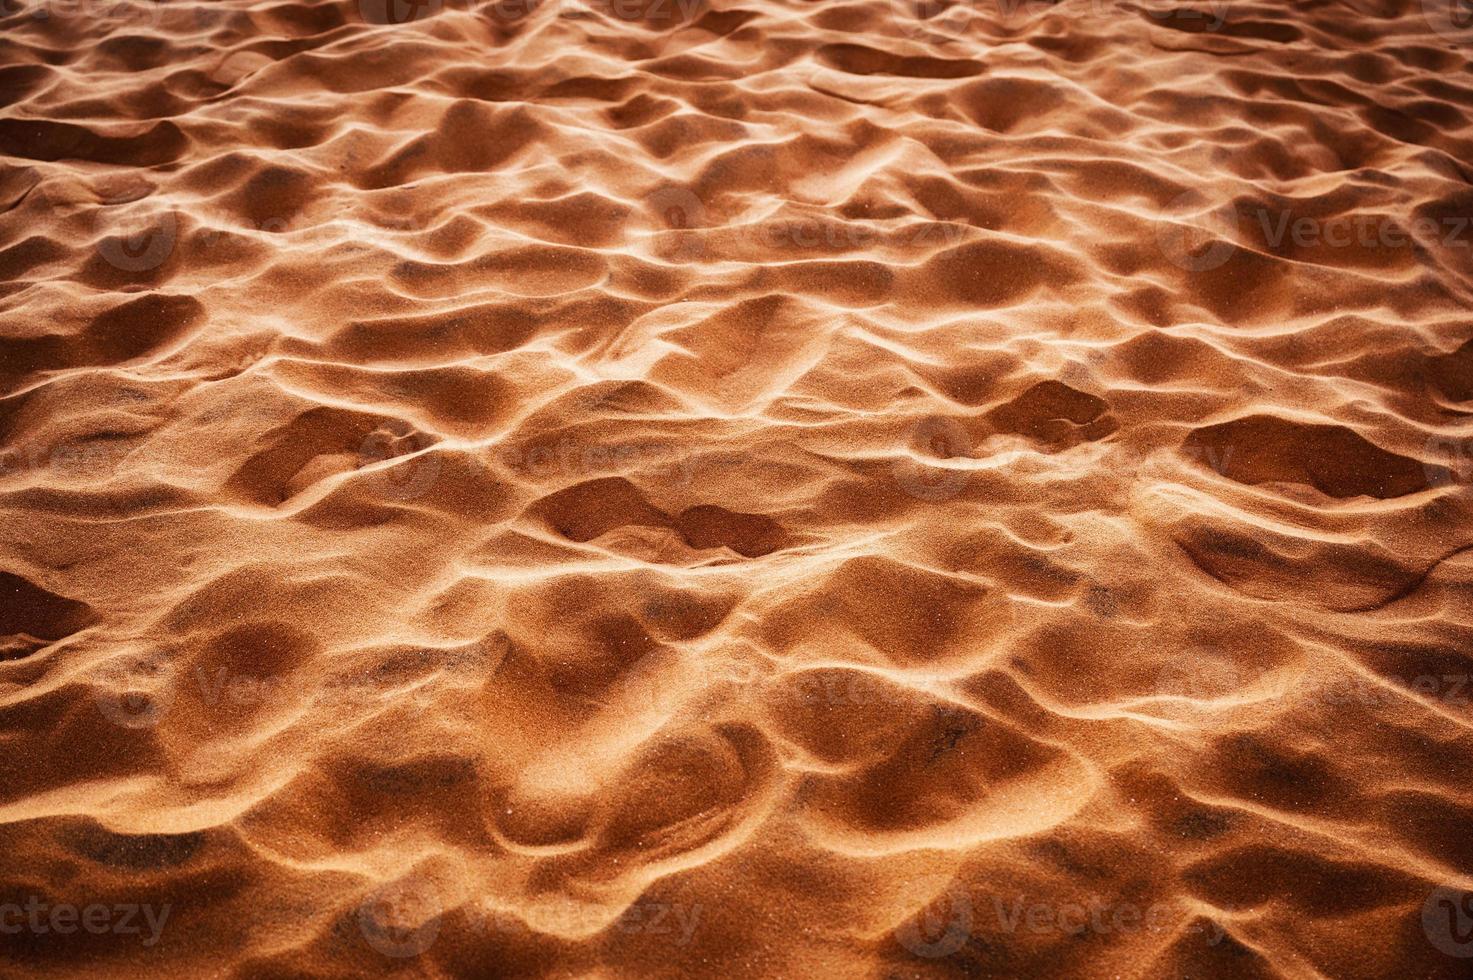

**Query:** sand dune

left=2, top=0, right=1472, bottom=976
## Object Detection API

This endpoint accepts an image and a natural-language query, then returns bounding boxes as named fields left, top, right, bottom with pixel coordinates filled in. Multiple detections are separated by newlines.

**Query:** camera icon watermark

left=893, top=416, right=973, bottom=501
left=1155, top=190, right=1240, bottom=272
left=645, top=186, right=708, bottom=262
left=93, top=654, right=172, bottom=729
left=357, top=0, right=450, bottom=25
left=1421, top=0, right=1473, bottom=44
left=1423, top=886, right=1473, bottom=958
left=357, top=876, right=443, bottom=958
left=357, top=425, right=441, bottom=501
left=1424, top=434, right=1473, bottom=489
left=895, top=876, right=973, bottom=958
left=96, top=196, right=178, bottom=274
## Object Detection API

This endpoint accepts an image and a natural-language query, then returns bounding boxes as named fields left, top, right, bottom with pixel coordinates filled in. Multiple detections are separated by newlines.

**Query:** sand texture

left=2, top=0, right=1473, bottom=976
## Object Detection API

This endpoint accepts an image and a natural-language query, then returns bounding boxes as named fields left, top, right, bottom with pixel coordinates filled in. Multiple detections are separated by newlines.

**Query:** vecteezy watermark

left=748, top=216, right=967, bottom=254
left=889, top=420, right=1239, bottom=501
left=0, top=898, right=171, bottom=948
left=554, top=0, right=707, bottom=22
left=640, top=185, right=973, bottom=261
left=1132, top=0, right=1229, bottom=31
left=95, top=205, right=436, bottom=274
left=0, top=0, right=164, bottom=28
left=887, top=0, right=1229, bottom=43
left=765, top=669, right=947, bottom=709
left=990, top=896, right=1224, bottom=943
left=896, top=881, right=1224, bottom=959
left=1424, top=886, right=1473, bottom=958
left=887, top=0, right=976, bottom=41
left=93, top=640, right=506, bottom=731
left=0, top=439, right=133, bottom=483
left=468, top=898, right=703, bottom=945
left=1157, top=196, right=1473, bottom=272
left=1251, top=211, right=1471, bottom=251
left=187, top=212, right=437, bottom=253
left=360, top=0, right=706, bottom=26
left=497, top=437, right=700, bottom=487
left=1156, top=657, right=1472, bottom=712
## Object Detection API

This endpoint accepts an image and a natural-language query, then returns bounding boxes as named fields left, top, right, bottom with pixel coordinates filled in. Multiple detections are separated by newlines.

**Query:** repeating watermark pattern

left=895, top=876, right=973, bottom=957
left=0, top=898, right=170, bottom=947
left=1424, top=434, right=1473, bottom=488
left=1156, top=658, right=1472, bottom=711
left=640, top=183, right=974, bottom=262
left=357, top=878, right=442, bottom=958
left=94, top=207, right=438, bottom=275
left=1424, top=886, right=1473, bottom=958
left=1155, top=190, right=1241, bottom=272
left=97, top=201, right=178, bottom=274
left=645, top=186, right=708, bottom=262
left=90, top=190, right=971, bottom=274
left=347, top=890, right=702, bottom=959
left=359, top=0, right=706, bottom=26
left=498, top=438, right=700, bottom=487
left=749, top=216, right=968, bottom=254
left=893, top=417, right=973, bottom=501
left=572, top=0, right=707, bottom=22
left=468, top=898, right=702, bottom=945
left=93, top=653, right=172, bottom=729
left=1421, top=0, right=1473, bottom=44
left=766, top=669, right=945, bottom=708
left=1132, top=0, right=1229, bottom=31
left=93, top=640, right=504, bottom=730
left=1156, top=658, right=1257, bottom=702
left=0, top=0, right=163, bottom=28
left=989, top=896, right=1223, bottom=942
left=896, top=882, right=1225, bottom=959
left=1158, top=196, right=1473, bottom=272
left=357, top=426, right=441, bottom=501
left=1253, top=211, right=1471, bottom=251
left=358, top=0, right=444, bottom=25
left=889, top=424, right=1235, bottom=500
left=888, top=0, right=1230, bottom=42
left=888, top=0, right=977, bottom=41
left=0, top=440, right=133, bottom=482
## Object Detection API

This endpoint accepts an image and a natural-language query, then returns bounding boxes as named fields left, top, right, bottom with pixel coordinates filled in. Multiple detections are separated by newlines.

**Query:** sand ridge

left=1, top=0, right=1472, bottom=976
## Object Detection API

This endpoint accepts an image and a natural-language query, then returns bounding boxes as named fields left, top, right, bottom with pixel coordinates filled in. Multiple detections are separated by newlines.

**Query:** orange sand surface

left=2, top=0, right=1473, bottom=976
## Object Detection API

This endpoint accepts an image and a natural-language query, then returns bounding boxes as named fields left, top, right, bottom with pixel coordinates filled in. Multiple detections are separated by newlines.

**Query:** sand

left=2, top=0, right=1472, bottom=976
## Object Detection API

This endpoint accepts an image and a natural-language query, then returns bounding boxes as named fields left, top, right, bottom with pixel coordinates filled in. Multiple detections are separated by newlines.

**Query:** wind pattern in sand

left=2, top=0, right=1473, bottom=976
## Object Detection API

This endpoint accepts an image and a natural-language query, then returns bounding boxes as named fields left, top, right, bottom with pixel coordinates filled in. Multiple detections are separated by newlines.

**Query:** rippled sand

left=2, top=0, right=1473, bottom=976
